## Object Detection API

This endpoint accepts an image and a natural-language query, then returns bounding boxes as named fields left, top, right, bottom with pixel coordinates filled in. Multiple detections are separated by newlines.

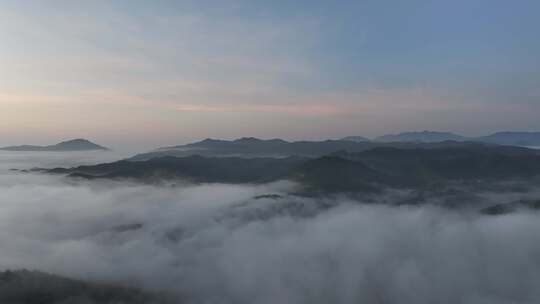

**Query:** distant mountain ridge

left=474, top=132, right=540, bottom=146
left=39, top=142, right=540, bottom=193
left=342, top=131, right=540, bottom=146
left=341, top=136, right=370, bottom=142
left=374, top=131, right=466, bottom=143
left=131, top=132, right=540, bottom=161
left=131, top=137, right=501, bottom=160
left=0, top=139, right=109, bottom=151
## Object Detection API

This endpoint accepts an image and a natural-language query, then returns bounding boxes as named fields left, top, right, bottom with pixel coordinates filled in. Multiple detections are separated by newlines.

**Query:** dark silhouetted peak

left=53, top=139, right=109, bottom=150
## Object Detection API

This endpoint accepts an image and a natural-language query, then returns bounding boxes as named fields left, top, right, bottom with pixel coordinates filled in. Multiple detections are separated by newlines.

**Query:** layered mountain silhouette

left=130, top=133, right=540, bottom=161
left=0, top=139, right=109, bottom=152
left=131, top=137, right=381, bottom=160
left=374, top=131, right=466, bottom=143
left=344, top=131, right=540, bottom=145
left=46, top=155, right=306, bottom=184
left=131, top=137, right=501, bottom=160
left=40, top=142, right=540, bottom=193
left=474, top=132, right=540, bottom=146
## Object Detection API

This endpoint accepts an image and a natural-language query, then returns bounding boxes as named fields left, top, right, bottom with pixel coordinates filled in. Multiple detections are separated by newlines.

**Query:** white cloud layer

left=1, top=152, right=540, bottom=303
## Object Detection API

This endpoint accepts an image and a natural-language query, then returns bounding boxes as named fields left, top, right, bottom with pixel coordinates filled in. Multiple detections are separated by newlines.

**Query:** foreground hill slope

left=0, top=270, right=172, bottom=304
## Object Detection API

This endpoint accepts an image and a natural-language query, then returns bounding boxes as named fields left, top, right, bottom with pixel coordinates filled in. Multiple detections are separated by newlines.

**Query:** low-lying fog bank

left=1, top=153, right=540, bottom=304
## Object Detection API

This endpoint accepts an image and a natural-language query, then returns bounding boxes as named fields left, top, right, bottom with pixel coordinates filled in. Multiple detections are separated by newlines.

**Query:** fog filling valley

left=1, top=152, right=540, bottom=304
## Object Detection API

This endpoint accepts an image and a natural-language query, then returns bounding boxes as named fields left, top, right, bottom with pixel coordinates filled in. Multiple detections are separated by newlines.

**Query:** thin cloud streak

left=173, top=104, right=343, bottom=117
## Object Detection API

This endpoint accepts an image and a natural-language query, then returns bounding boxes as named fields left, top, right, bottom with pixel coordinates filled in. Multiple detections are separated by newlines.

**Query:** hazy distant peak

left=474, top=131, right=540, bottom=146
left=341, top=136, right=370, bottom=142
left=235, top=137, right=260, bottom=142
left=185, top=137, right=290, bottom=148
left=492, top=131, right=540, bottom=135
left=375, top=131, right=466, bottom=143
left=58, top=138, right=92, bottom=144
left=201, top=138, right=221, bottom=142
left=52, top=139, right=109, bottom=151
left=186, top=138, right=227, bottom=146
left=0, top=139, right=109, bottom=152
left=234, top=137, right=288, bottom=143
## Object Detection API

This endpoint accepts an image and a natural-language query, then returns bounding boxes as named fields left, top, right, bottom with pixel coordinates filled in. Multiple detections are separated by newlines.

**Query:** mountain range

left=40, top=142, right=540, bottom=193
left=473, top=132, right=540, bottom=146
left=367, top=131, right=540, bottom=145
left=2, top=131, right=538, bottom=154
left=372, top=131, right=466, bottom=143
left=131, top=133, right=539, bottom=161
left=0, top=139, right=109, bottom=152
left=130, top=137, right=406, bottom=160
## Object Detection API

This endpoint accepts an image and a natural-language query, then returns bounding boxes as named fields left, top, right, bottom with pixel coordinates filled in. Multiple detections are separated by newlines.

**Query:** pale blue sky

left=1, top=0, right=539, bottom=149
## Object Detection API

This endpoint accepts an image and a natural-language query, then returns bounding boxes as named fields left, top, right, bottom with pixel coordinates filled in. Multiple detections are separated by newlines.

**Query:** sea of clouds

left=1, top=151, right=540, bottom=304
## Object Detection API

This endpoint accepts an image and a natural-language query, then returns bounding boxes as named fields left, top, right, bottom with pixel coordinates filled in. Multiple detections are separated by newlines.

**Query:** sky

left=1, top=0, right=539, bottom=150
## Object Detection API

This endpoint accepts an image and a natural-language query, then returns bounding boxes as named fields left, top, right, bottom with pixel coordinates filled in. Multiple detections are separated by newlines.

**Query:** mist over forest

left=1, top=150, right=540, bottom=304
left=2, top=1, right=540, bottom=302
